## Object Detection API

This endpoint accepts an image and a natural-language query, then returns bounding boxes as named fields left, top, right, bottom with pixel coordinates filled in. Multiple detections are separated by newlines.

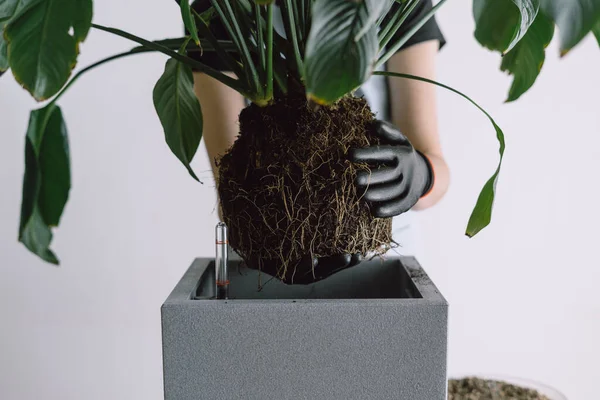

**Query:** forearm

left=193, top=72, right=245, bottom=184
left=387, top=42, right=449, bottom=211
left=414, top=152, right=449, bottom=210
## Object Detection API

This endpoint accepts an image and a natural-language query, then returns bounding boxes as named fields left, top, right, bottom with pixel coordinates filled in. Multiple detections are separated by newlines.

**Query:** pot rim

left=448, top=373, right=568, bottom=400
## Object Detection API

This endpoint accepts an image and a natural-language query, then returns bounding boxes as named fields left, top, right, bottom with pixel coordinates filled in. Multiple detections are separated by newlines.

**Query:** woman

left=190, top=0, right=450, bottom=283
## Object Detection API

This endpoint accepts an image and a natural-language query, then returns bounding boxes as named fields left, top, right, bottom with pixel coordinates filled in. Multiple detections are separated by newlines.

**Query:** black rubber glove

left=350, top=120, right=434, bottom=218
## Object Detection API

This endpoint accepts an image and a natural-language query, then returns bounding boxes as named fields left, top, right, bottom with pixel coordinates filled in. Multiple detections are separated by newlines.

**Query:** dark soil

left=217, top=95, right=392, bottom=284
left=448, top=377, right=551, bottom=400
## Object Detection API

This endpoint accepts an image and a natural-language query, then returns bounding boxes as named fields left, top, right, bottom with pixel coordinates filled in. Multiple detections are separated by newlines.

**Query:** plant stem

left=192, top=9, right=243, bottom=77
left=178, top=36, right=193, bottom=54
left=303, top=0, right=311, bottom=40
left=255, top=3, right=266, bottom=71
left=266, top=4, right=274, bottom=100
left=237, top=0, right=296, bottom=60
left=253, top=3, right=267, bottom=98
left=208, top=0, right=252, bottom=87
left=378, top=0, right=418, bottom=49
left=49, top=51, right=138, bottom=105
left=48, top=32, right=250, bottom=106
left=376, top=0, right=448, bottom=68
left=209, top=0, right=244, bottom=55
left=376, top=5, right=390, bottom=28
left=219, top=0, right=261, bottom=94
left=282, top=0, right=304, bottom=77
left=91, top=24, right=248, bottom=95
left=292, top=0, right=304, bottom=50
left=130, top=38, right=238, bottom=54
left=374, top=71, right=504, bottom=157
left=299, top=0, right=305, bottom=37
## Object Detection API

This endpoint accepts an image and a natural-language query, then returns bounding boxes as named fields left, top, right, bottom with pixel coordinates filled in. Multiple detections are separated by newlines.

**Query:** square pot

left=161, top=257, right=448, bottom=400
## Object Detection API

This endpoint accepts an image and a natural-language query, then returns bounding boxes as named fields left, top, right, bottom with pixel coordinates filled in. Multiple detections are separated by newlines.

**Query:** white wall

left=0, top=1, right=598, bottom=399
left=421, top=3, right=600, bottom=399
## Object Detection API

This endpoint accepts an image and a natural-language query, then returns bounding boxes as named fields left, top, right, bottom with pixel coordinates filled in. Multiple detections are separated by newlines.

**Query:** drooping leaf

left=540, top=0, right=600, bottom=54
left=19, top=104, right=71, bottom=264
left=374, top=71, right=506, bottom=237
left=474, top=0, right=540, bottom=54
left=4, top=0, right=93, bottom=100
left=507, top=0, right=540, bottom=52
left=180, top=0, right=200, bottom=46
left=475, top=0, right=600, bottom=99
left=304, top=0, right=392, bottom=104
left=153, top=58, right=203, bottom=181
left=501, top=12, right=554, bottom=101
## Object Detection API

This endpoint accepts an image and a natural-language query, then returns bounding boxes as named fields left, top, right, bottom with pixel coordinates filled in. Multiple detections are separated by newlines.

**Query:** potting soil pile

left=448, top=377, right=551, bottom=400
left=218, top=95, right=392, bottom=283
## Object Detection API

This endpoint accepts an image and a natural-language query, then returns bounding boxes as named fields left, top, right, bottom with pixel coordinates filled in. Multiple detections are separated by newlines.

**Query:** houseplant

left=1, top=0, right=599, bottom=278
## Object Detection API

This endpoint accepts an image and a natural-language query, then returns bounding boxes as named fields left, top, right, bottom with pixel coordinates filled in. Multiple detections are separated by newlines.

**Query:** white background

left=1, top=1, right=599, bottom=399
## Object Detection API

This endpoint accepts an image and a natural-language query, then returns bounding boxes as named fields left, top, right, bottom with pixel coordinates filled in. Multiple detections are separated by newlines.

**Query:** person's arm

left=193, top=72, right=245, bottom=184
left=386, top=40, right=450, bottom=210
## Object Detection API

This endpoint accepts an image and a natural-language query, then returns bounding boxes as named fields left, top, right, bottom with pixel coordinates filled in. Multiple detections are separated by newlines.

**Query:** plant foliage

left=2, top=0, right=600, bottom=263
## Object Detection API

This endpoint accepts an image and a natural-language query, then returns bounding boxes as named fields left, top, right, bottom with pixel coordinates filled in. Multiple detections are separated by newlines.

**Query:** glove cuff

left=415, top=150, right=435, bottom=198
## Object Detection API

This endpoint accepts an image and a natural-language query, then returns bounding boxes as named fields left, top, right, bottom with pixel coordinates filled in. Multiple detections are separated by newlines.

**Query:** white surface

left=421, top=4, right=600, bottom=400
left=0, top=1, right=599, bottom=399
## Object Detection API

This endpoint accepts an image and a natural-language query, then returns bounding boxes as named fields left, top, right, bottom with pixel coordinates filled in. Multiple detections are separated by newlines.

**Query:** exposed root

left=217, top=95, right=392, bottom=283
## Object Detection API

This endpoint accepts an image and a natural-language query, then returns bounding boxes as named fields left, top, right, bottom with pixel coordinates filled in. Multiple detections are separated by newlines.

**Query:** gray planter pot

left=162, top=256, right=448, bottom=400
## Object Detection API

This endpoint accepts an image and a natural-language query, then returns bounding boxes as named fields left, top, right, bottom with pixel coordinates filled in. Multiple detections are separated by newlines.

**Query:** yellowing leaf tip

left=306, top=93, right=330, bottom=106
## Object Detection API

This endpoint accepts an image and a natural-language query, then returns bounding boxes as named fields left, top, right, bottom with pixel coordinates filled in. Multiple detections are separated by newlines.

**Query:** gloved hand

left=258, top=121, right=432, bottom=285
left=350, top=120, right=434, bottom=218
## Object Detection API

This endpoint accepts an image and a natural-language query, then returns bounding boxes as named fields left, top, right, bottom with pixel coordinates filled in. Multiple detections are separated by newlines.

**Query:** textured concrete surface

left=162, top=257, right=448, bottom=400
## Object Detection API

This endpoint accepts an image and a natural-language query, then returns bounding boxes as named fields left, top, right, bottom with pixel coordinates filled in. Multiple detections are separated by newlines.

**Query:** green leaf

left=304, top=0, right=392, bottom=104
left=0, top=27, right=8, bottom=72
left=19, top=104, right=71, bottom=264
left=73, top=0, right=93, bottom=41
left=0, top=0, right=26, bottom=72
left=474, top=0, right=540, bottom=54
left=0, top=0, right=26, bottom=23
left=592, top=18, right=600, bottom=46
left=5, top=0, right=93, bottom=100
left=540, top=0, right=600, bottom=54
left=180, top=0, right=200, bottom=46
left=153, top=58, right=203, bottom=181
left=501, top=12, right=554, bottom=101
left=475, top=0, right=600, bottom=99
left=373, top=71, right=506, bottom=237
